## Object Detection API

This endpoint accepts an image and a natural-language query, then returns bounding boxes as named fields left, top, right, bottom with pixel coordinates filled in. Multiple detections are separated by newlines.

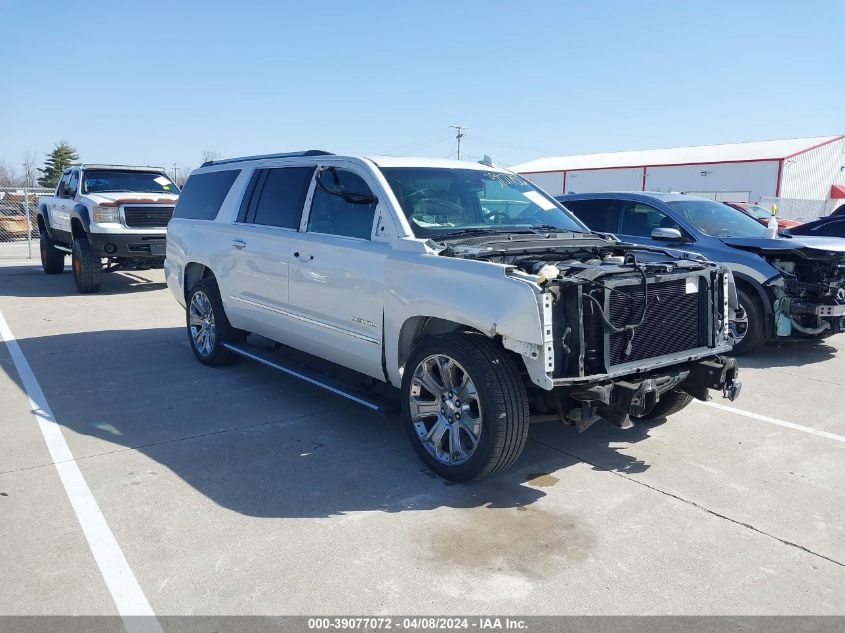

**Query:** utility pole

left=449, top=125, right=467, bottom=160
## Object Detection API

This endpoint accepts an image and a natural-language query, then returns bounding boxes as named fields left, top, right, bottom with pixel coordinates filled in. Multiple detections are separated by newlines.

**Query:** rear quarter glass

left=174, top=170, right=241, bottom=220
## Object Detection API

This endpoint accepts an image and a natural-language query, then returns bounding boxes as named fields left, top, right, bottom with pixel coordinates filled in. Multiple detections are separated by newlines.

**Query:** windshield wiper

left=433, top=228, right=535, bottom=239
left=521, top=224, right=588, bottom=234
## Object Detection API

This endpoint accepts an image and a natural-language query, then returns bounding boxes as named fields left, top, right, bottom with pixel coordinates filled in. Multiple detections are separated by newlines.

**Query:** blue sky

left=1, top=0, right=842, bottom=173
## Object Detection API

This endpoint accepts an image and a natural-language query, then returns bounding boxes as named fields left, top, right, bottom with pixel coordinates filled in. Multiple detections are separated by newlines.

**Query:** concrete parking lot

left=0, top=258, right=843, bottom=617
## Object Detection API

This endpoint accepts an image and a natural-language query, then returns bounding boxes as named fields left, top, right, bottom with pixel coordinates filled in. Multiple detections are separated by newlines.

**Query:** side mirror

left=651, top=227, right=686, bottom=242
left=61, top=183, right=72, bottom=198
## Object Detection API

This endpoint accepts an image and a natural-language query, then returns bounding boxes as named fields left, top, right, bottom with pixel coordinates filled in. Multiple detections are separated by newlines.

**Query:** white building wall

left=523, top=171, right=565, bottom=195
left=779, top=137, right=845, bottom=201
left=562, top=167, right=643, bottom=193
left=644, top=161, right=779, bottom=201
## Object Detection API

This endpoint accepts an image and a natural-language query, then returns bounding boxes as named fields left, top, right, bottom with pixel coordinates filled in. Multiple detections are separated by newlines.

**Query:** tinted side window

left=250, top=167, right=314, bottom=228
left=173, top=170, right=240, bottom=220
left=67, top=171, right=79, bottom=197
left=619, top=202, right=680, bottom=237
left=57, top=173, right=71, bottom=197
left=564, top=199, right=620, bottom=233
left=307, top=168, right=376, bottom=240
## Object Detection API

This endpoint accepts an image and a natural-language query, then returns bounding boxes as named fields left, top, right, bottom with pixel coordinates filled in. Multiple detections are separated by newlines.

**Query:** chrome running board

left=222, top=342, right=395, bottom=417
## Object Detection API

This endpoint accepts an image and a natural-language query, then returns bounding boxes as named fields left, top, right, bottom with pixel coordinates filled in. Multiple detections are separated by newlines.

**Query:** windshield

left=379, top=167, right=586, bottom=238
left=667, top=199, right=767, bottom=238
left=740, top=205, right=772, bottom=221
left=83, top=170, right=178, bottom=194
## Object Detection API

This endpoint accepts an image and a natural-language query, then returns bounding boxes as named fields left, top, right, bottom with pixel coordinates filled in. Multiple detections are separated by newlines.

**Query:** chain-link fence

left=0, top=187, right=52, bottom=258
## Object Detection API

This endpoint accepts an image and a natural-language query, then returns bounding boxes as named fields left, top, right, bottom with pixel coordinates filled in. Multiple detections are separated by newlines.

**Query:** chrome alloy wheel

left=189, top=290, right=216, bottom=357
left=409, top=354, right=482, bottom=466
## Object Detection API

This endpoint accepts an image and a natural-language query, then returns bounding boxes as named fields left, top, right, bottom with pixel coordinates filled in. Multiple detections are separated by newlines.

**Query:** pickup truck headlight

left=92, top=205, right=120, bottom=223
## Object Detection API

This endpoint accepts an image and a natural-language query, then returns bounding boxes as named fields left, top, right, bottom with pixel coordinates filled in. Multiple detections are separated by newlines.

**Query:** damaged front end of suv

left=725, top=238, right=845, bottom=339
left=439, top=234, right=742, bottom=432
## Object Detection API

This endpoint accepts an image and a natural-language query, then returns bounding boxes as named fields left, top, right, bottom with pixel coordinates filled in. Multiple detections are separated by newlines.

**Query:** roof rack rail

left=74, top=164, right=167, bottom=172
left=202, top=150, right=333, bottom=168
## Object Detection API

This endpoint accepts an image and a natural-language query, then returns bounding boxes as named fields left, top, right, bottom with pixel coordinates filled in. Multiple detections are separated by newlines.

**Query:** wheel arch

left=183, top=262, right=215, bottom=299
left=71, top=204, right=91, bottom=233
left=397, top=316, right=489, bottom=377
left=732, top=272, right=773, bottom=340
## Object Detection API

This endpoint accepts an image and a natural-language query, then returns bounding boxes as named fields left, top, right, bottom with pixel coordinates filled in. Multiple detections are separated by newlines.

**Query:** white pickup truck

left=165, top=151, right=742, bottom=481
left=37, top=164, right=179, bottom=292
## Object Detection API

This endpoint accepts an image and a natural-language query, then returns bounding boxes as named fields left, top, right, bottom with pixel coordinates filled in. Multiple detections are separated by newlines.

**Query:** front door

left=50, top=170, right=76, bottom=240
left=287, top=166, right=387, bottom=379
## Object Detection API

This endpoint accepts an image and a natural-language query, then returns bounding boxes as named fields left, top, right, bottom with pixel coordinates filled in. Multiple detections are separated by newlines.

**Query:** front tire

left=401, top=331, right=529, bottom=482
left=40, top=232, right=65, bottom=274
left=731, top=287, right=767, bottom=355
left=71, top=236, right=101, bottom=293
left=186, top=278, right=245, bottom=366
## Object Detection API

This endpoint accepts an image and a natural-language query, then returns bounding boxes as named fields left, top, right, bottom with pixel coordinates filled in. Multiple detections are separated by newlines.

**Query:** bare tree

left=21, top=151, right=37, bottom=188
left=0, top=160, right=20, bottom=187
left=200, top=150, right=221, bottom=164
left=177, top=164, right=194, bottom=187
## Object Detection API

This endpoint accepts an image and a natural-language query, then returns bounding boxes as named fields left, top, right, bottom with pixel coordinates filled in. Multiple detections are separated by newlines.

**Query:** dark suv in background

left=557, top=192, right=845, bottom=354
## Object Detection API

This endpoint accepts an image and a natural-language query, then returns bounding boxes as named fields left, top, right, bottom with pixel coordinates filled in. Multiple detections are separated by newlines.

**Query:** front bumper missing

left=777, top=297, right=845, bottom=336
left=564, top=356, right=741, bottom=431
left=788, top=302, right=845, bottom=318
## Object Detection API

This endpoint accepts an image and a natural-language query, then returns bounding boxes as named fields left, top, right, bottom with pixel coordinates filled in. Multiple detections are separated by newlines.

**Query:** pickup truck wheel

left=40, top=232, right=65, bottom=274
left=731, top=288, right=767, bottom=355
left=186, top=279, right=244, bottom=366
left=632, top=390, right=693, bottom=421
left=71, top=237, right=101, bottom=293
left=402, top=332, right=529, bottom=482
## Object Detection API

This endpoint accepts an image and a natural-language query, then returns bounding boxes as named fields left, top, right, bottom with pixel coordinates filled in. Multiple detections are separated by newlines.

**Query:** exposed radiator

left=606, top=277, right=703, bottom=367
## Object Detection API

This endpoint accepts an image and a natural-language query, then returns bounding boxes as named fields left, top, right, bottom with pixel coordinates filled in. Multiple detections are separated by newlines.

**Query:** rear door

left=287, top=164, right=387, bottom=379
left=562, top=198, right=622, bottom=234
left=224, top=165, right=315, bottom=343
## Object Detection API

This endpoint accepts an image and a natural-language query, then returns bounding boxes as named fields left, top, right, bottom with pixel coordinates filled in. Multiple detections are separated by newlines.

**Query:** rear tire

left=186, top=278, right=245, bottom=367
left=71, top=236, right=101, bottom=293
left=731, top=287, right=767, bottom=355
left=632, top=390, right=694, bottom=421
left=401, top=331, right=529, bottom=482
left=40, top=232, right=65, bottom=274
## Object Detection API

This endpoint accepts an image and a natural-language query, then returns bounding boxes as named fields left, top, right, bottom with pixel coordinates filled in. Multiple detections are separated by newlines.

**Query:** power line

left=381, top=128, right=453, bottom=155
left=449, top=125, right=467, bottom=160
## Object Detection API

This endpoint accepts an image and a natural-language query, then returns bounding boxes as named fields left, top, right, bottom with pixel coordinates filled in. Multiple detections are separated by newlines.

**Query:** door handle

left=232, top=239, right=246, bottom=249
left=293, top=252, right=314, bottom=261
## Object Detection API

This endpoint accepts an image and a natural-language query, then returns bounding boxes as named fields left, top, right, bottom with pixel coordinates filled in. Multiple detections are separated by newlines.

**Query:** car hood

left=86, top=192, right=179, bottom=205
left=720, top=236, right=845, bottom=257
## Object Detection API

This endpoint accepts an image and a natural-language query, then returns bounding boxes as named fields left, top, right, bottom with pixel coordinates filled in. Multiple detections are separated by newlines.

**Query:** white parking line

left=0, top=309, right=162, bottom=633
left=695, top=400, right=845, bottom=444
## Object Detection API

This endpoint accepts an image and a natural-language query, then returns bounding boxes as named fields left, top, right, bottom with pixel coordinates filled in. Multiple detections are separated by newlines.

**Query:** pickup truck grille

left=606, top=277, right=703, bottom=367
left=123, top=206, right=174, bottom=228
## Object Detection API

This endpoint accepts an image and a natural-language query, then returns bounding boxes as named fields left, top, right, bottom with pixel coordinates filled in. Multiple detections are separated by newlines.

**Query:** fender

left=71, top=204, right=92, bottom=233
left=37, top=205, right=56, bottom=239
left=732, top=271, right=774, bottom=339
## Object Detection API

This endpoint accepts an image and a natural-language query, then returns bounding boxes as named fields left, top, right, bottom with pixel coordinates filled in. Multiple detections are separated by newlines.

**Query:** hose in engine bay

left=579, top=263, right=650, bottom=357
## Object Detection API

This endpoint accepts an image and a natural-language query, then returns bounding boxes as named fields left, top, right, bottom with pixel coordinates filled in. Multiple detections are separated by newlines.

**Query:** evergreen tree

left=38, top=141, right=79, bottom=188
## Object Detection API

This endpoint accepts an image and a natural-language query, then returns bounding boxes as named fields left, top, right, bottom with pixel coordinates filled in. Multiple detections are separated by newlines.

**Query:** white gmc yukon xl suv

left=166, top=151, right=741, bottom=481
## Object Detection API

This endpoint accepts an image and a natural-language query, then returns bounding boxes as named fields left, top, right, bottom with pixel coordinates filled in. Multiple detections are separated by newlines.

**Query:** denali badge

left=351, top=316, right=377, bottom=328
